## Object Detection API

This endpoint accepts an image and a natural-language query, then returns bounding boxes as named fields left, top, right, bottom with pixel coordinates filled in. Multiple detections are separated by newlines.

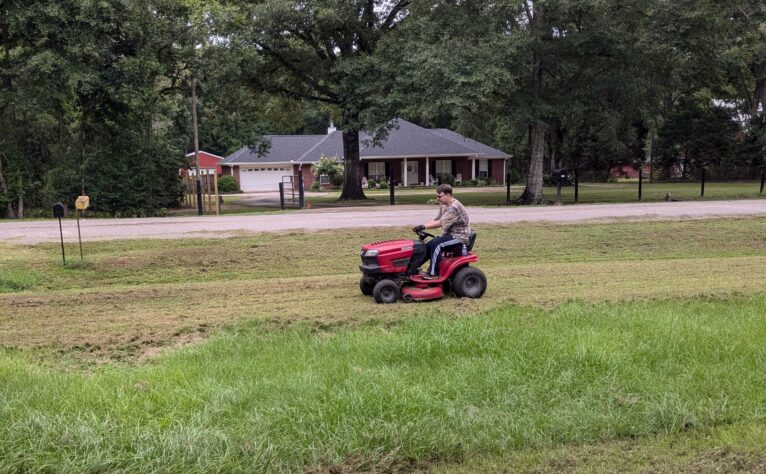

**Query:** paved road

left=1, top=200, right=765, bottom=244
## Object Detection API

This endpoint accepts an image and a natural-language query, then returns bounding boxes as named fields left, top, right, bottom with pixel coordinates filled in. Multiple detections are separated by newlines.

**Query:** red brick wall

left=297, top=165, right=315, bottom=189
left=491, top=159, right=506, bottom=184
left=232, top=166, right=241, bottom=189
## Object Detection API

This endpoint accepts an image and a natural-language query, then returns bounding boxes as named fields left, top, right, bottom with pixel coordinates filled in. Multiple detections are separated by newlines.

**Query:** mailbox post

left=75, top=196, right=89, bottom=261
left=53, top=202, right=66, bottom=265
left=553, top=169, right=567, bottom=205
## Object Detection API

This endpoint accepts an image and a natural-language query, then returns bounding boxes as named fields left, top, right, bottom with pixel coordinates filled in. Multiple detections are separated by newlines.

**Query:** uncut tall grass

left=2, top=296, right=766, bottom=472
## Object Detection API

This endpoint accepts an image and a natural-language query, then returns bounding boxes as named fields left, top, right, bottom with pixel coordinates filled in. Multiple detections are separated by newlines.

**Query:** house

left=182, top=151, right=224, bottom=177
left=609, top=164, right=652, bottom=180
left=220, top=119, right=510, bottom=192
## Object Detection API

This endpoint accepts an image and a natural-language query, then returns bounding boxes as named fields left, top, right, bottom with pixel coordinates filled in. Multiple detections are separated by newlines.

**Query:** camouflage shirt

left=435, top=198, right=471, bottom=244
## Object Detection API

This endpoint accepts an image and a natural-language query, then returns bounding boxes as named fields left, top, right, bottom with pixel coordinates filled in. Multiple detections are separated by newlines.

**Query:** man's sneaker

left=420, top=272, right=438, bottom=280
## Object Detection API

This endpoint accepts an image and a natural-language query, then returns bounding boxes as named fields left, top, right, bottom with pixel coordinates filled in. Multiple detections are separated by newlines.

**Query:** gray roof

left=429, top=128, right=508, bottom=159
left=221, top=119, right=509, bottom=165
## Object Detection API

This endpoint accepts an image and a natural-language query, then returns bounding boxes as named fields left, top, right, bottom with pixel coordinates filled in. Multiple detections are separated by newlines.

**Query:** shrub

left=310, top=181, right=321, bottom=191
left=217, top=175, right=239, bottom=193
left=312, top=155, right=344, bottom=188
left=378, top=180, right=388, bottom=189
left=367, top=178, right=377, bottom=188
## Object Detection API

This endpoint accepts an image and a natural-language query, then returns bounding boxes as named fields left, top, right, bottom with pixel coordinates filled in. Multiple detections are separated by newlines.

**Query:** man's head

left=436, top=184, right=454, bottom=204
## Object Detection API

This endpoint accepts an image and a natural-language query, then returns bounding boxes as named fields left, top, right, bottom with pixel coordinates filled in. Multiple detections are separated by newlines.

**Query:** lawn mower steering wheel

left=415, top=229, right=435, bottom=240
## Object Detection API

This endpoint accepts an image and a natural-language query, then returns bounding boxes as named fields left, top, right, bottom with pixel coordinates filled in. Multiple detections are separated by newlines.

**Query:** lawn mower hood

left=359, top=238, right=427, bottom=276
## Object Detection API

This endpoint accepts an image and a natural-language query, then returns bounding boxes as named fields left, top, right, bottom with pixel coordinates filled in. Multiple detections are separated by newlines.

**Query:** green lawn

left=1, top=217, right=766, bottom=472
left=309, top=181, right=765, bottom=207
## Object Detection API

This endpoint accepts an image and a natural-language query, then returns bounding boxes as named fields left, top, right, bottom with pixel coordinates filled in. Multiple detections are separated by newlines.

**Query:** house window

left=435, top=160, right=452, bottom=179
left=319, top=174, right=331, bottom=184
left=478, top=159, right=488, bottom=178
left=368, top=162, right=386, bottom=180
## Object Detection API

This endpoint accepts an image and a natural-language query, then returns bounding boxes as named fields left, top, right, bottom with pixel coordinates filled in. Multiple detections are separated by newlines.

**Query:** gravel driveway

left=1, top=200, right=765, bottom=244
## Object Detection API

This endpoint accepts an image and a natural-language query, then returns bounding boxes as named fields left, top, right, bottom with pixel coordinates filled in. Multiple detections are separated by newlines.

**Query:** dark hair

left=436, top=184, right=453, bottom=195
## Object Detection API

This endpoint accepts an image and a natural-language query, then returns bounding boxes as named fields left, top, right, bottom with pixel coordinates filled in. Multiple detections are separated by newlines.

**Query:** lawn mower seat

left=466, top=230, right=477, bottom=252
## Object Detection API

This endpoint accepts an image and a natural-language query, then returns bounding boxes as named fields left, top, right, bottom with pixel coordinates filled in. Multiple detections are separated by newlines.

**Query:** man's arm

left=423, top=218, right=441, bottom=229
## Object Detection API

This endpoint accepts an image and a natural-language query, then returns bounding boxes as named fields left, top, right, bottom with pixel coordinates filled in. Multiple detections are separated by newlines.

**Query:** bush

left=367, top=178, right=377, bottom=188
left=217, top=175, right=238, bottom=193
left=312, top=155, right=344, bottom=188
left=378, top=180, right=388, bottom=189
left=310, top=181, right=321, bottom=191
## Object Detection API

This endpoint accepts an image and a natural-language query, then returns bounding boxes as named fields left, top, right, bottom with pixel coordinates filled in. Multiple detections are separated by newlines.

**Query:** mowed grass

left=1, top=218, right=765, bottom=361
left=1, top=217, right=766, bottom=471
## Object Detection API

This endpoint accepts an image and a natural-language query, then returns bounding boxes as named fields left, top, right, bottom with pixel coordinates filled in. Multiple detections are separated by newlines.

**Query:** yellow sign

left=75, top=195, right=90, bottom=210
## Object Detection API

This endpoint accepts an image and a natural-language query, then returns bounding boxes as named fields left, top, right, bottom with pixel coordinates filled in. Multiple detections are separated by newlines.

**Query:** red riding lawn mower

left=359, top=229, right=487, bottom=303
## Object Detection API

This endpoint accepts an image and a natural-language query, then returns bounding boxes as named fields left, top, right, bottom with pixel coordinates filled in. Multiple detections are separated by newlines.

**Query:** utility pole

left=191, top=76, right=203, bottom=215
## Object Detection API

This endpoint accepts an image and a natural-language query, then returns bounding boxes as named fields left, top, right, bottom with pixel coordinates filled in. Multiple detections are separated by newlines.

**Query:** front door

left=406, top=161, right=418, bottom=185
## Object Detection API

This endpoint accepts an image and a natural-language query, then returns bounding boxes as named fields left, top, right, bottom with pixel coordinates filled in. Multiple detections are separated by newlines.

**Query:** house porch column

left=425, top=157, right=430, bottom=186
left=403, top=157, right=408, bottom=187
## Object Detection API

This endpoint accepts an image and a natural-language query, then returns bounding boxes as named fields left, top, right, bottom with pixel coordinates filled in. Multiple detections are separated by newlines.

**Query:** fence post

left=279, top=182, right=285, bottom=210
left=700, top=167, right=706, bottom=198
left=760, top=159, right=765, bottom=194
left=389, top=178, right=395, bottom=205
left=196, top=178, right=203, bottom=215
left=638, top=167, right=643, bottom=201
left=506, top=173, right=511, bottom=203
left=298, top=173, right=305, bottom=208
left=574, top=168, right=579, bottom=203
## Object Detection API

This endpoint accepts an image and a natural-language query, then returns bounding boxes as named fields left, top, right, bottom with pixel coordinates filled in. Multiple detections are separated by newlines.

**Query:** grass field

left=307, top=181, right=765, bottom=208
left=1, top=217, right=766, bottom=472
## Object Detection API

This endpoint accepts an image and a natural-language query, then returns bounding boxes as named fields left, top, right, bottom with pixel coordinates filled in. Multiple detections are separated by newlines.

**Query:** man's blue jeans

left=424, top=233, right=463, bottom=276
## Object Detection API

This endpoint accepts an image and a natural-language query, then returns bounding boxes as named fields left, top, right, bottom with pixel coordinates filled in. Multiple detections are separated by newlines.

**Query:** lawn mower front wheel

left=359, top=275, right=377, bottom=296
left=373, top=279, right=401, bottom=304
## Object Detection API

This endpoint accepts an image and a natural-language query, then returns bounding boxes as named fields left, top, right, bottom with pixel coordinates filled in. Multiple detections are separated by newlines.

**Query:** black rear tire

left=453, top=267, right=487, bottom=298
left=360, top=276, right=376, bottom=296
left=373, top=279, right=400, bottom=304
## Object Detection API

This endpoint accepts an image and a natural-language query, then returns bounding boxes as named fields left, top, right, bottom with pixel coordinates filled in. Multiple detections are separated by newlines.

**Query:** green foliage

left=378, top=179, right=388, bottom=189
left=217, top=175, right=238, bottom=193
left=312, top=155, right=344, bottom=188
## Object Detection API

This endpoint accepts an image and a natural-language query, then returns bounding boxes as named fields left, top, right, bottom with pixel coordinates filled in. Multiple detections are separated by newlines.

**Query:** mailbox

left=552, top=169, right=568, bottom=184
left=53, top=202, right=66, bottom=218
left=76, top=195, right=90, bottom=210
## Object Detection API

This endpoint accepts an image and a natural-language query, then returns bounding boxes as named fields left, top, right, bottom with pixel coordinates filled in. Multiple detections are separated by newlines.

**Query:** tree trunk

left=0, top=153, right=15, bottom=218
left=338, top=107, right=365, bottom=200
left=517, top=121, right=546, bottom=204
left=645, top=124, right=655, bottom=183
left=16, top=174, right=23, bottom=218
left=517, top=4, right=546, bottom=205
left=750, top=77, right=764, bottom=119
left=339, top=128, right=366, bottom=200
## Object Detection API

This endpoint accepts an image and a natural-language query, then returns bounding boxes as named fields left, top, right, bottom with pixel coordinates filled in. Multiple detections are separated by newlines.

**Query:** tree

left=220, top=0, right=412, bottom=200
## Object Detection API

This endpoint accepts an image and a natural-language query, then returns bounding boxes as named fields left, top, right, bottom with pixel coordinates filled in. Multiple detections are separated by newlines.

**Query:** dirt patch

left=687, top=447, right=766, bottom=473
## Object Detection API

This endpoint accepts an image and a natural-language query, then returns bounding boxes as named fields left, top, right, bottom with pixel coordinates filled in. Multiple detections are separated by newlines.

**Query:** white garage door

left=239, top=166, right=294, bottom=191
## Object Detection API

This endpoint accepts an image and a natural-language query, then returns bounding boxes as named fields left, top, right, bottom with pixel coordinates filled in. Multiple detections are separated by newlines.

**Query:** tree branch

left=381, top=0, right=412, bottom=30
left=257, top=42, right=339, bottom=101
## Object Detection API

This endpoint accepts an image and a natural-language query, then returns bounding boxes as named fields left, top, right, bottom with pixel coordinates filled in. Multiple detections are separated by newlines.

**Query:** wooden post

left=191, top=76, right=203, bottom=215
left=206, top=172, right=212, bottom=212
left=214, top=172, right=220, bottom=215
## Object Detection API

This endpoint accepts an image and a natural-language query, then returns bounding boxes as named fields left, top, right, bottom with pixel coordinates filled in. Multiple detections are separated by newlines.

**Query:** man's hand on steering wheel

left=412, top=224, right=425, bottom=233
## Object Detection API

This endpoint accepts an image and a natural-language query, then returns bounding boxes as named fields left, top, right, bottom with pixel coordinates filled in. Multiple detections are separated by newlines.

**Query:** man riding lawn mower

left=358, top=184, right=487, bottom=303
